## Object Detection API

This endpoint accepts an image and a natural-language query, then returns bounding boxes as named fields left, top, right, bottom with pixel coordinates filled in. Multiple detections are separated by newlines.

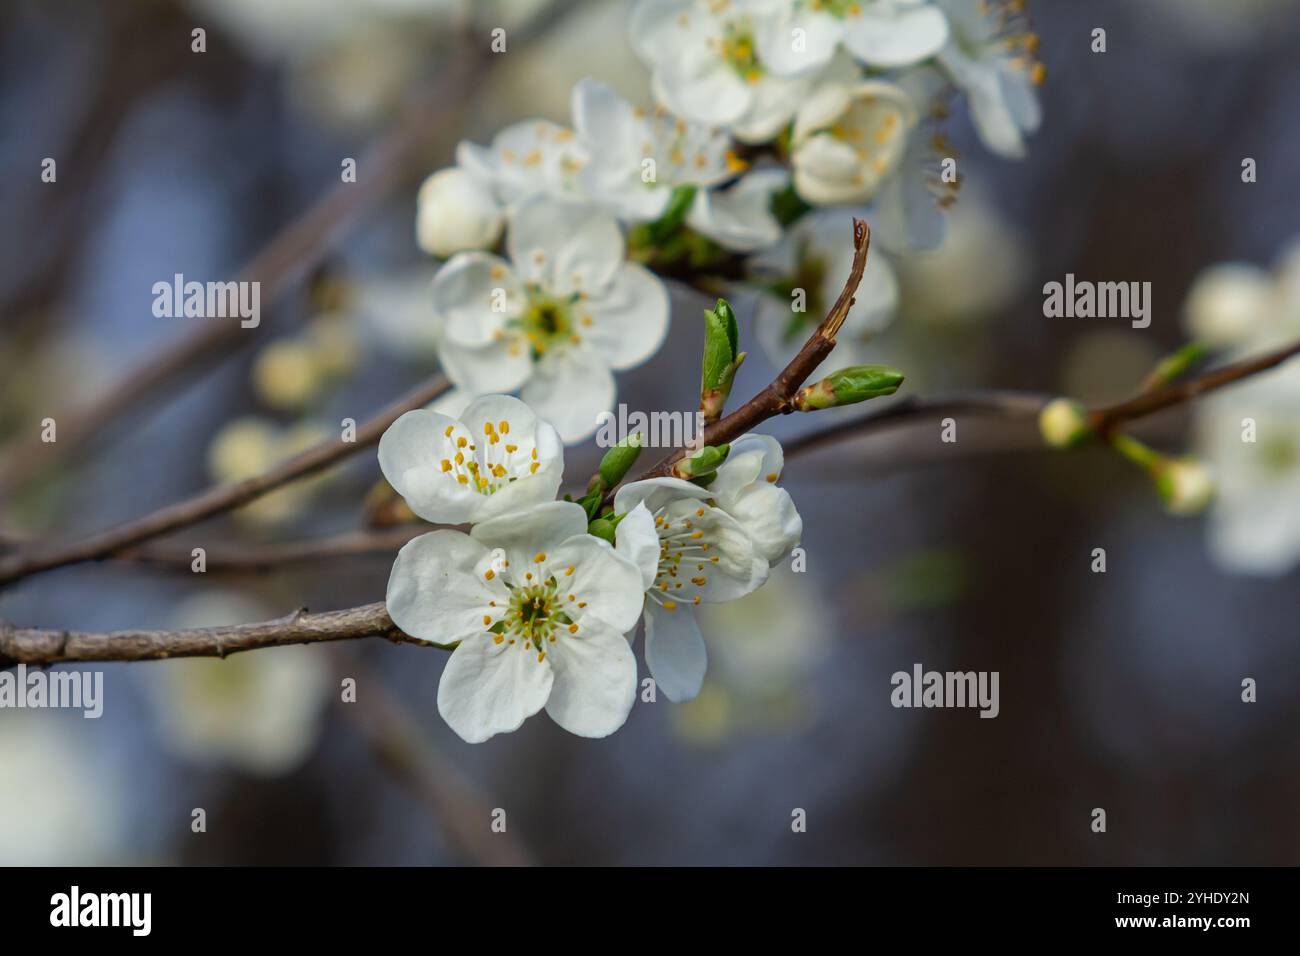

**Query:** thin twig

left=0, top=376, right=449, bottom=587
left=1090, top=338, right=1300, bottom=436
left=782, top=391, right=1052, bottom=460
left=627, top=217, right=871, bottom=488
left=115, top=524, right=430, bottom=573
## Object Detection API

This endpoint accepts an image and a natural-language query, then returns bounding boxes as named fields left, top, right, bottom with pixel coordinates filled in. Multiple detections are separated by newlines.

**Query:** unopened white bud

left=416, top=168, right=503, bottom=258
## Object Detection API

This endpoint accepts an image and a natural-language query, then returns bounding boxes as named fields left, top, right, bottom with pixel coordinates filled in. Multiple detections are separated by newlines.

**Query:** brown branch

left=781, top=336, right=1300, bottom=463
left=782, top=391, right=1052, bottom=460
left=0, top=376, right=449, bottom=587
left=1090, top=337, right=1300, bottom=435
left=0, top=602, right=419, bottom=666
left=630, top=217, right=871, bottom=486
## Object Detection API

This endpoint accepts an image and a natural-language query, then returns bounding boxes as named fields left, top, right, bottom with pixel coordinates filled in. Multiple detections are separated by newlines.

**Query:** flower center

left=648, top=505, right=722, bottom=611
left=437, top=420, right=541, bottom=495
left=515, top=288, right=581, bottom=357
left=487, top=556, right=587, bottom=662
left=717, top=22, right=763, bottom=83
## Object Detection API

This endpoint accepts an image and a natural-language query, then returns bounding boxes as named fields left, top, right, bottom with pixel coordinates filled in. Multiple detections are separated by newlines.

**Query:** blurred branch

left=0, top=376, right=449, bottom=587
left=0, top=39, right=491, bottom=499
left=0, top=602, right=418, bottom=666
left=115, top=524, right=429, bottom=573
left=336, top=654, right=532, bottom=866
left=783, top=391, right=1051, bottom=460
left=1090, top=338, right=1300, bottom=436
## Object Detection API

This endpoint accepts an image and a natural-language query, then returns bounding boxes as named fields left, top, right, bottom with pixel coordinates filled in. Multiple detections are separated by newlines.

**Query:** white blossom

left=758, top=0, right=950, bottom=76
left=790, top=79, right=919, bottom=205
left=614, top=479, right=769, bottom=702
left=416, top=167, right=505, bottom=258
left=386, top=501, right=647, bottom=742
left=629, top=0, right=820, bottom=144
left=433, top=195, right=670, bottom=442
left=378, top=394, right=564, bottom=525
left=933, top=0, right=1042, bottom=159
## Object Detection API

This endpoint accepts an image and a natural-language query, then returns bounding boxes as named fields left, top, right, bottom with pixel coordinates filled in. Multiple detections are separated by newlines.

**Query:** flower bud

left=672, top=443, right=730, bottom=480
left=587, top=513, right=624, bottom=545
left=597, top=433, right=644, bottom=491
left=1155, top=458, right=1215, bottom=515
left=416, top=168, right=503, bottom=258
left=794, top=365, right=903, bottom=411
left=701, top=299, right=744, bottom=423
left=1038, top=398, right=1093, bottom=449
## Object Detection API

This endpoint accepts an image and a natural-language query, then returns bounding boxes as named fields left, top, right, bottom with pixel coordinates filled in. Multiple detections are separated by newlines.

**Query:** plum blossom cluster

left=378, top=395, right=802, bottom=742
left=415, top=0, right=1044, bottom=437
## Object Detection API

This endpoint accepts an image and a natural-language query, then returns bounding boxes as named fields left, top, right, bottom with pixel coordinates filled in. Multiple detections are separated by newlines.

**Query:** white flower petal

left=437, top=633, right=555, bottom=743
left=615, top=502, right=661, bottom=591
left=549, top=534, right=647, bottom=633
left=437, top=337, right=533, bottom=397
left=386, top=531, right=504, bottom=644
left=730, top=73, right=811, bottom=144
left=722, top=481, right=803, bottom=565
left=378, top=409, right=480, bottom=524
left=686, top=168, right=788, bottom=252
left=652, top=61, right=751, bottom=130
left=432, top=252, right=523, bottom=348
left=757, top=7, right=843, bottom=77
left=544, top=618, right=637, bottom=738
left=471, top=500, right=590, bottom=572
left=520, top=345, right=616, bottom=444
left=580, top=263, right=670, bottom=370
left=507, top=195, right=623, bottom=297
left=842, top=6, right=949, bottom=68
left=613, top=475, right=711, bottom=516
left=643, top=603, right=707, bottom=702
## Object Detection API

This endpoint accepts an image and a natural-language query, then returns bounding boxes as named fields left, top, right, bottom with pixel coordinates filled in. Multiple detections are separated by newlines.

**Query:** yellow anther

left=440, top=460, right=452, bottom=472
left=499, top=420, right=509, bottom=434
left=534, top=552, right=547, bottom=563
left=568, top=624, right=578, bottom=634
left=484, top=569, right=496, bottom=580
left=456, top=436, right=467, bottom=449
left=482, top=615, right=491, bottom=626
left=564, top=565, right=575, bottom=576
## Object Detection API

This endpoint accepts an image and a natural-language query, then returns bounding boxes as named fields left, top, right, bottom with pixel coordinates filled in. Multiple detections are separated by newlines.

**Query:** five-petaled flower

left=629, top=0, right=820, bottom=143
left=387, top=501, right=648, bottom=743
left=433, top=195, right=670, bottom=443
left=613, top=434, right=802, bottom=702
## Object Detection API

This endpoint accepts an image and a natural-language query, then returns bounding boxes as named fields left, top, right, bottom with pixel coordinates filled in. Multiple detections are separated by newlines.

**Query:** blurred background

left=1, top=0, right=1298, bottom=865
